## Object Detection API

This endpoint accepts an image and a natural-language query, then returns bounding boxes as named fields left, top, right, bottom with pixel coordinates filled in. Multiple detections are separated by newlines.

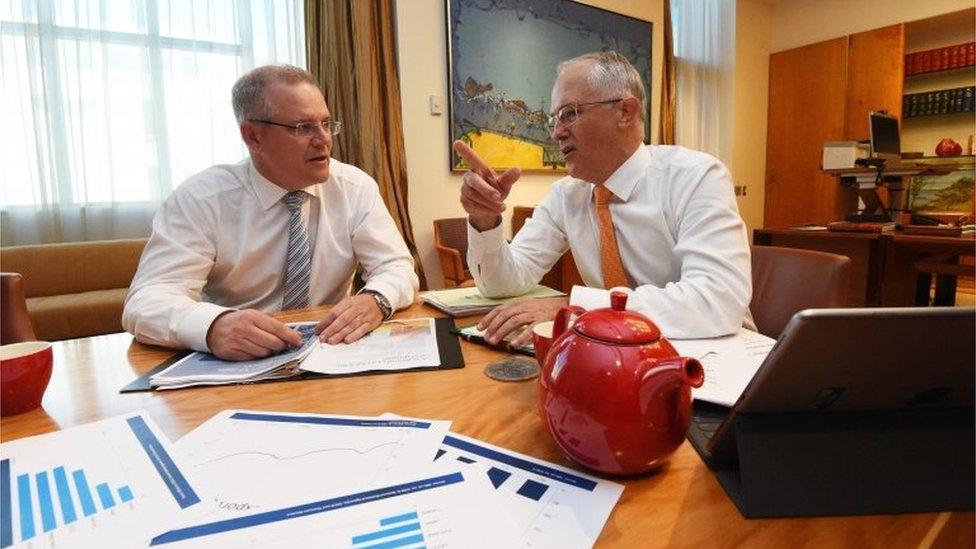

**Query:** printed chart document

left=0, top=411, right=208, bottom=548
left=300, top=318, right=440, bottom=374
left=150, top=470, right=524, bottom=548
left=175, top=410, right=450, bottom=519
left=671, top=328, right=777, bottom=407
left=433, top=432, right=624, bottom=549
left=150, top=319, right=444, bottom=388
left=150, top=323, right=319, bottom=389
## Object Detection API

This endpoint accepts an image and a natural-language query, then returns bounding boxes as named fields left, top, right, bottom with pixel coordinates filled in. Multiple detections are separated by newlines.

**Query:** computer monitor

left=868, top=111, right=901, bottom=163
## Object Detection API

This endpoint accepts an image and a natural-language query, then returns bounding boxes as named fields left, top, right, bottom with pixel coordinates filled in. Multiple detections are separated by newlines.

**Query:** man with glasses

left=456, top=51, right=752, bottom=347
left=124, top=64, right=418, bottom=360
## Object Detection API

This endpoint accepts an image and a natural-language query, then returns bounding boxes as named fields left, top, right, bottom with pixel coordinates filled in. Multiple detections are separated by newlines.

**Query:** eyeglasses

left=249, top=119, right=342, bottom=137
left=546, top=99, right=623, bottom=134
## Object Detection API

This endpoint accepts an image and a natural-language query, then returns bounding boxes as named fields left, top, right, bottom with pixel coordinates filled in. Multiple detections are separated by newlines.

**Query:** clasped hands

left=206, top=293, right=383, bottom=361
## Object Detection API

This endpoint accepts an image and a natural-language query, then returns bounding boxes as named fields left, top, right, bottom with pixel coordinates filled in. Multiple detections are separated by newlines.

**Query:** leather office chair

left=750, top=246, right=851, bottom=339
left=1, top=272, right=38, bottom=344
left=433, top=218, right=474, bottom=288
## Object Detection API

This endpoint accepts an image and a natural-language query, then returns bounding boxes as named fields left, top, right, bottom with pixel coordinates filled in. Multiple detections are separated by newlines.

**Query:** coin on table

left=484, top=358, right=540, bottom=382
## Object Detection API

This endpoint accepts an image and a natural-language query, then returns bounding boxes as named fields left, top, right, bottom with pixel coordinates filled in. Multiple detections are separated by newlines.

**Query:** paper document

left=432, top=432, right=624, bottom=549
left=421, top=285, right=563, bottom=316
left=150, top=323, right=319, bottom=389
left=300, top=318, right=440, bottom=374
left=150, top=470, right=524, bottom=547
left=0, top=411, right=208, bottom=548
left=671, top=328, right=776, bottom=407
left=151, top=319, right=445, bottom=389
left=176, top=410, right=450, bottom=520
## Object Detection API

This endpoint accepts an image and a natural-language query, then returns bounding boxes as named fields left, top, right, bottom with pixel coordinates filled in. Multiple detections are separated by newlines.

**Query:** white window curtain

left=671, top=0, right=735, bottom=163
left=0, top=0, right=305, bottom=246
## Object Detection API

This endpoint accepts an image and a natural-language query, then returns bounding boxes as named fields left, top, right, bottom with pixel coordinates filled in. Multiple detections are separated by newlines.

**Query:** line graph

left=176, top=410, right=450, bottom=520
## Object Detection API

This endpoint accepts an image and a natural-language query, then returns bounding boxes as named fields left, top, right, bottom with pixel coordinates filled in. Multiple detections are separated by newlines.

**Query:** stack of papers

left=420, top=285, right=564, bottom=316
left=150, top=319, right=441, bottom=390
left=670, top=328, right=777, bottom=407
left=2, top=409, right=626, bottom=547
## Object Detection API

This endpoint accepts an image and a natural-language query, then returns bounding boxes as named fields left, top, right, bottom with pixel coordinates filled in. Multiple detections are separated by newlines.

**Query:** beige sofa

left=0, top=239, right=147, bottom=340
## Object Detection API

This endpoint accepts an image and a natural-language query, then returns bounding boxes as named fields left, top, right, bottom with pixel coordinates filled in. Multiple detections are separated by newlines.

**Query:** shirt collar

left=248, top=159, right=320, bottom=211
left=598, top=145, right=651, bottom=202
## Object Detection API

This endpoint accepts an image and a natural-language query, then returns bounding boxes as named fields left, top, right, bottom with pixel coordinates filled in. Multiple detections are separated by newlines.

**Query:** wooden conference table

left=1, top=304, right=972, bottom=548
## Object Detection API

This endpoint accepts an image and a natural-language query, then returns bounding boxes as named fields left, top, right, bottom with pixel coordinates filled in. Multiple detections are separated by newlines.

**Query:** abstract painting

left=447, top=0, right=652, bottom=172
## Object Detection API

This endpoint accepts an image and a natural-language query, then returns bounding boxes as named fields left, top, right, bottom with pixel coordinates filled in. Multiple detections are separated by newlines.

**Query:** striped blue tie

left=282, top=191, right=311, bottom=310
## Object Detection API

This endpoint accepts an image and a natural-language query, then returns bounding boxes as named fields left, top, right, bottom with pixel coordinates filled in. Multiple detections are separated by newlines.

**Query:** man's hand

left=453, top=140, right=521, bottom=231
left=478, top=296, right=569, bottom=348
left=206, top=309, right=303, bottom=361
left=315, top=294, right=383, bottom=344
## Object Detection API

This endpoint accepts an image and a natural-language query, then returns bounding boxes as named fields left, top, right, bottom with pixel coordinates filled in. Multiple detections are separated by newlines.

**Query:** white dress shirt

left=468, top=145, right=754, bottom=338
left=123, top=158, right=418, bottom=352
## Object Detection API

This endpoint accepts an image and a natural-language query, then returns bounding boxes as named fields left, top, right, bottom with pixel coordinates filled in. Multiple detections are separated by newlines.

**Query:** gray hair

left=231, top=64, right=319, bottom=123
left=557, top=51, right=646, bottom=122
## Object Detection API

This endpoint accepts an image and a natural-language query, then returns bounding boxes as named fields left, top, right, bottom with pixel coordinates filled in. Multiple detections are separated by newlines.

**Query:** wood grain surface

left=1, top=303, right=970, bottom=548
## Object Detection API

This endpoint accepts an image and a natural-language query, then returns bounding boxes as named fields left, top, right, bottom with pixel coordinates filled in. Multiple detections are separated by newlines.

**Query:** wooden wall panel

left=765, top=37, right=853, bottom=228
left=845, top=24, right=905, bottom=141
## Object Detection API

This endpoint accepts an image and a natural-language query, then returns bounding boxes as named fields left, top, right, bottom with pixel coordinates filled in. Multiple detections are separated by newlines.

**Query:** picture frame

left=446, top=0, right=652, bottom=172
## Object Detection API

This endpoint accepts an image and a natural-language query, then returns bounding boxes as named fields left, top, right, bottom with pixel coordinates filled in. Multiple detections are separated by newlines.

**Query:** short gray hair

left=231, top=64, right=319, bottom=123
left=557, top=51, right=646, bottom=122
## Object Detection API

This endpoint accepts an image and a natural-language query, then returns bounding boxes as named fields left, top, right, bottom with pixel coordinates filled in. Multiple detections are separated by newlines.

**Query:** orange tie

left=594, top=185, right=628, bottom=288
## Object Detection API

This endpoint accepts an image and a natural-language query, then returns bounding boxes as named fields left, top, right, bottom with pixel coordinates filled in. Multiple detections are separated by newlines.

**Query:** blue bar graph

left=35, top=472, right=57, bottom=532
left=53, top=467, right=77, bottom=524
left=3, top=463, right=135, bottom=544
left=72, top=470, right=97, bottom=516
left=96, top=483, right=116, bottom=509
left=357, top=534, right=425, bottom=549
left=1, top=460, right=12, bottom=549
left=379, top=512, right=418, bottom=526
left=118, top=486, right=134, bottom=503
left=352, top=512, right=425, bottom=549
left=16, top=474, right=34, bottom=541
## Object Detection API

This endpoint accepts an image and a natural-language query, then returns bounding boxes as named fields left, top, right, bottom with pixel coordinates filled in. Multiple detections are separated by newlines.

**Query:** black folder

left=120, top=317, right=464, bottom=393
left=686, top=307, right=976, bottom=518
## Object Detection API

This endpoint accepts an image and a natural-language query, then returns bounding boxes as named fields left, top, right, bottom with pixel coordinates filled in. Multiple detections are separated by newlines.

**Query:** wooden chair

left=750, top=246, right=851, bottom=339
left=433, top=218, right=474, bottom=287
left=1, top=272, right=37, bottom=344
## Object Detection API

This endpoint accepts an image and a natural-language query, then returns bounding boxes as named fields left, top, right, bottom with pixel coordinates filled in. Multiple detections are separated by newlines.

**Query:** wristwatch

left=360, top=289, right=393, bottom=320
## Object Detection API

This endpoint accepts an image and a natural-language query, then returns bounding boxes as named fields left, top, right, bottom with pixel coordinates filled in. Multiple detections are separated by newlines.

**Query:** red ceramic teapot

left=534, top=291, right=704, bottom=474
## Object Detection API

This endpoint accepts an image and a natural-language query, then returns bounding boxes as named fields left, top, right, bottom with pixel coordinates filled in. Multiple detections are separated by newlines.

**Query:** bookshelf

left=901, top=10, right=976, bottom=157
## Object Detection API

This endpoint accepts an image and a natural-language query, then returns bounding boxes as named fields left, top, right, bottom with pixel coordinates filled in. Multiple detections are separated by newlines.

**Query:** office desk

left=754, top=228, right=975, bottom=307
left=2, top=304, right=971, bottom=547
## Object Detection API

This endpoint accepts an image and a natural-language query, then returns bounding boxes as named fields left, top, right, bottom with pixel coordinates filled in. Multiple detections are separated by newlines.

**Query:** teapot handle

left=553, top=305, right=586, bottom=340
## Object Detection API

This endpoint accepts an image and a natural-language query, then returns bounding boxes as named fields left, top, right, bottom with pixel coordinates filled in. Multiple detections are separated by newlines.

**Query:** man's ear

left=240, top=121, right=261, bottom=153
left=617, top=97, right=641, bottom=127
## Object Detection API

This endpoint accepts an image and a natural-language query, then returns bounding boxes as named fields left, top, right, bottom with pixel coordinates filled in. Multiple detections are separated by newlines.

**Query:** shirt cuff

left=466, top=220, right=507, bottom=257
left=361, top=282, right=404, bottom=312
left=176, top=302, right=233, bottom=353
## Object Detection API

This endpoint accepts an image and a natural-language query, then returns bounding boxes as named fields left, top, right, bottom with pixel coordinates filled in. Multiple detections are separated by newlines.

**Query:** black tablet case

left=120, top=317, right=463, bottom=393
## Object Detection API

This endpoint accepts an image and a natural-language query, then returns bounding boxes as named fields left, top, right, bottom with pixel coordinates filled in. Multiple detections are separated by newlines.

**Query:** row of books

left=903, top=86, right=974, bottom=119
left=904, top=42, right=975, bottom=76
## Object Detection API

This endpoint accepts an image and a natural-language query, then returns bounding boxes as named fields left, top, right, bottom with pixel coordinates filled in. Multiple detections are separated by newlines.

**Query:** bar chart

left=351, top=511, right=425, bottom=548
left=434, top=433, right=623, bottom=549
left=1, top=460, right=135, bottom=547
left=0, top=413, right=204, bottom=548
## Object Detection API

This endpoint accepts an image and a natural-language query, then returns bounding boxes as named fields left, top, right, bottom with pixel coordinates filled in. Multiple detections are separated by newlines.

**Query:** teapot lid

left=573, top=291, right=661, bottom=344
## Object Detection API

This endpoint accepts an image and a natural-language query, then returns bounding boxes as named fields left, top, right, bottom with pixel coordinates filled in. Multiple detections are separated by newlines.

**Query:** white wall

left=395, top=0, right=663, bottom=289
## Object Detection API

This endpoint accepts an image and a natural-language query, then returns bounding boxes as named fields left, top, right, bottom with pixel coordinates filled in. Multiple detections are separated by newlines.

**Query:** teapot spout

left=637, top=356, right=705, bottom=451
left=640, top=357, right=704, bottom=392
